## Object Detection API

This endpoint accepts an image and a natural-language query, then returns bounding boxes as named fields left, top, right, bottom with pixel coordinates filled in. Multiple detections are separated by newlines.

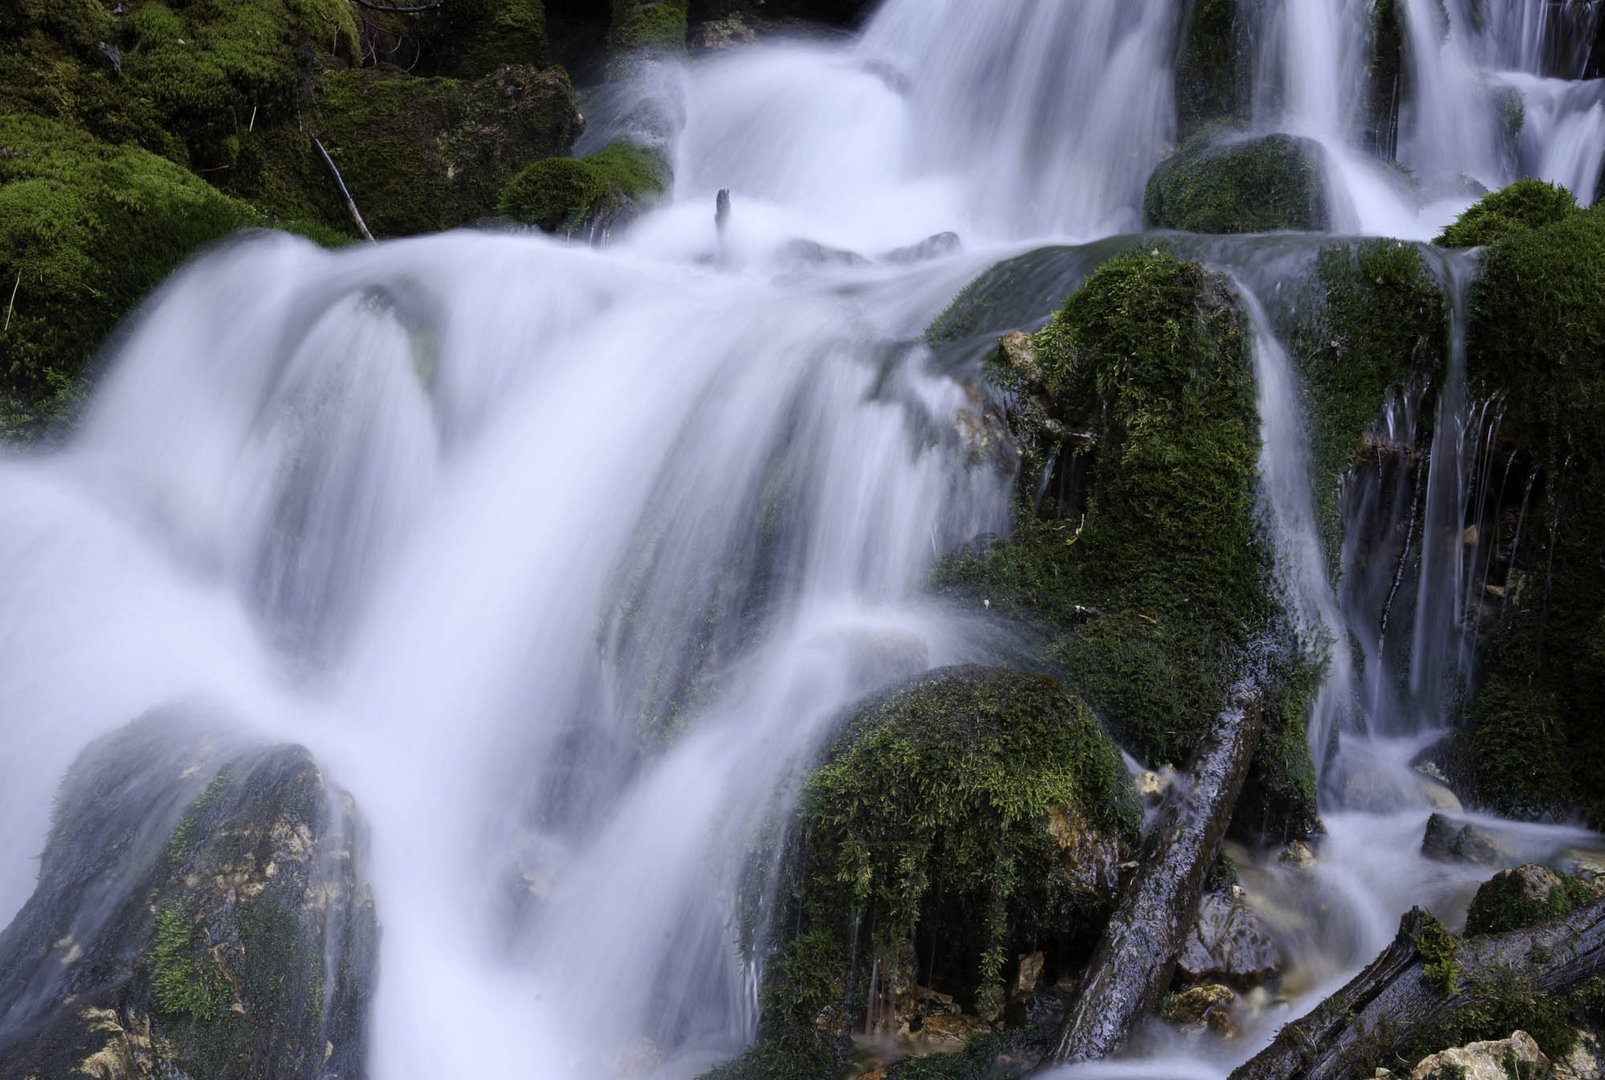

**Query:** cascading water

left=4, top=1, right=1605, bottom=1078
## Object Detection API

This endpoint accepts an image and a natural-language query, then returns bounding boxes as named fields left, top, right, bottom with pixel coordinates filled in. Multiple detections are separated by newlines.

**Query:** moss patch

left=498, top=139, right=667, bottom=234
left=1464, top=866, right=1597, bottom=937
left=1145, top=131, right=1331, bottom=234
left=1437, top=179, right=1579, bottom=248
left=428, top=0, right=550, bottom=77
left=610, top=0, right=690, bottom=50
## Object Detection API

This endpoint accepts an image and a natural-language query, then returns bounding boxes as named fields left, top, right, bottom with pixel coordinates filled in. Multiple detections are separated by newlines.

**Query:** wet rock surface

left=1177, top=890, right=1282, bottom=987
left=1421, top=812, right=1515, bottom=866
left=1408, top=1030, right=1549, bottom=1079
left=0, top=714, right=377, bottom=1080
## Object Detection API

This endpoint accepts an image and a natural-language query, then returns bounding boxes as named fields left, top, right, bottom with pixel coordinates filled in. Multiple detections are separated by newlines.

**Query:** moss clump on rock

left=936, top=251, right=1321, bottom=839
left=1465, top=205, right=1605, bottom=826
left=713, top=667, right=1138, bottom=1077
left=313, top=63, right=584, bottom=237
left=0, top=110, right=260, bottom=435
left=498, top=140, right=668, bottom=234
left=611, top=0, right=690, bottom=50
left=1144, top=131, right=1331, bottom=234
left=428, top=0, right=550, bottom=77
left=1464, top=864, right=1599, bottom=937
left=1437, top=178, right=1579, bottom=248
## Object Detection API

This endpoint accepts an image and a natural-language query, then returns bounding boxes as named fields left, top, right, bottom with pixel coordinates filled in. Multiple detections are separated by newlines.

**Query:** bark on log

left=1048, top=678, right=1266, bottom=1064
left=1229, top=896, right=1605, bottom=1080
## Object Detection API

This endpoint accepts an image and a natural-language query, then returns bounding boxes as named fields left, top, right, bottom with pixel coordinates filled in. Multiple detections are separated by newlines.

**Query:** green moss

left=1438, top=179, right=1579, bottom=248
left=314, top=63, right=583, bottom=237
left=0, top=110, right=259, bottom=436
left=1464, top=868, right=1597, bottom=936
left=498, top=139, right=668, bottom=234
left=151, top=906, right=229, bottom=1021
left=1175, top=0, right=1249, bottom=140
left=1413, top=915, right=1462, bottom=994
left=1144, top=131, right=1330, bottom=234
left=1465, top=205, right=1605, bottom=826
left=610, top=0, right=690, bottom=50
left=428, top=0, right=550, bottom=77
left=1290, top=239, right=1447, bottom=561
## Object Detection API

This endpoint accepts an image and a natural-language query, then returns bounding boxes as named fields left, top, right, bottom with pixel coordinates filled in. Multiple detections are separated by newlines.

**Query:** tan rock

left=1410, top=1030, right=1548, bottom=1079
left=1014, top=951, right=1044, bottom=997
left=1163, top=983, right=1235, bottom=1026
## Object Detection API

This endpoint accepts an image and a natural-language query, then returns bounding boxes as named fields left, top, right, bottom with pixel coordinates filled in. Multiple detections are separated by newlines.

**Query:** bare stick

left=311, top=135, right=376, bottom=243
left=4, top=271, right=18, bottom=333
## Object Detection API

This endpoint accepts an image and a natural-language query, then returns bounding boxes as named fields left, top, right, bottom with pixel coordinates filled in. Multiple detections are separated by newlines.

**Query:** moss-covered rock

left=713, top=667, right=1138, bottom=1077
left=426, top=0, right=550, bottom=78
left=498, top=139, right=668, bottom=234
left=313, top=62, right=583, bottom=237
left=0, top=714, right=377, bottom=1080
left=1437, top=178, right=1580, bottom=248
left=1465, top=204, right=1605, bottom=826
left=935, top=251, right=1321, bottom=839
left=1145, top=131, right=1331, bottom=234
left=611, top=0, right=690, bottom=50
left=1175, top=0, right=1251, bottom=141
left=0, top=110, right=260, bottom=435
left=1464, top=864, right=1600, bottom=936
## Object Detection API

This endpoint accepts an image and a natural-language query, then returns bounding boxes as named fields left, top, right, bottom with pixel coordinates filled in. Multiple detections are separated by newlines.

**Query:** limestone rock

left=1464, top=863, right=1602, bottom=935
left=689, top=16, right=759, bottom=50
left=1013, top=951, right=1045, bottom=997
left=1163, top=983, right=1236, bottom=1027
left=1410, top=1030, right=1548, bottom=1079
left=1421, top=812, right=1514, bottom=866
left=1177, top=891, right=1282, bottom=986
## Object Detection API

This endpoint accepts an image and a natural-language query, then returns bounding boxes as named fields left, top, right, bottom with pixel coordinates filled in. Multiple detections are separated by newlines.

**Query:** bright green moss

left=0, top=110, right=259, bottom=435
left=610, top=0, right=689, bottom=50
left=498, top=140, right=668, bottom=234
left=1413, top=915, right=1461, bottom=994
left=151, top=906, right=229, bottom=1021
left=1437, top=178, right=1579, bottom=248
left=1145, top=131, right=1330, bottom=234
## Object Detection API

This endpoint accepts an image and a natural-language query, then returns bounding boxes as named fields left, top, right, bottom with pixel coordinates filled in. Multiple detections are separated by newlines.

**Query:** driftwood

left=1048, top=678, right=1266, bottom=1064
left=311, top=135, right=376, bottom=243
left=1229, top=897, right=1605, bottom=1079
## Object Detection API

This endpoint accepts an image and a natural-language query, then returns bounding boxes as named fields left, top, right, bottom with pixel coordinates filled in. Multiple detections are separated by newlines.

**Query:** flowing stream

left=2, top=2, right=1604, bottom=1077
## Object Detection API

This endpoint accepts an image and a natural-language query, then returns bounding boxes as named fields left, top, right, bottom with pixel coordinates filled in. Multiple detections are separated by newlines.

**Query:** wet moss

left=1465, top=204, right=1605, bottom=826
left=1437, top=179, right=1579, bottom=248
left=0, top=110, right=259, bottom=436
left=1464, top=868, right=1597, bottom=937
left=497, top=139, right=668, bottom=234
left=936, top=252, right=1321, bottom=839
left=611, top=0, right=690, bottom=50
left=428, top=0, right=550, bottom=77
left=1145, top=130, right=1330, bottom=235
left=1175, top=0, right=1250, bottom=140
left=150, top=906, right=229, bottom=1021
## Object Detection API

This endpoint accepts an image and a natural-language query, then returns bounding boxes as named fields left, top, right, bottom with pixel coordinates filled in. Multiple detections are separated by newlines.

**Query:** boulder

left=0, top=714, right=377, bottom=1080
left=1421, top=813, right=1515, bottom=867
left=498, top=140, right=668, bottom=236
left=1410, top=1030, right=1549, bottom=1080
left=1464, top=863, right=1602, bottom=936
left=1143, top=130, right=1330, bottom=234
left=1176, top=890, right=1282, bottom=987
left=1163, top=982, right=1236, bottom=1027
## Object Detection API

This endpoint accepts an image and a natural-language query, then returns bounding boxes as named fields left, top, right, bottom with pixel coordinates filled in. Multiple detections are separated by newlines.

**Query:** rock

left=1464, top=863, right=1602, bottom=935
left=1557, top=846, right=1605, bottom=884
left=1278, top=840, right=1317, bottom=870
left=1554, top=1023, right=1604, bottom=1080
left=1138, top=768, right=1174, bottom=805
left=1014, top=951, right=1044, bottom=997
left=0, top=714, right=377, bottom=1080
left=778, top=238, right=873, bottom=267
left=1163, top=983, right=1236, bottom=1027
left=499, top=141, right=669, bottom=237
left=1421, top=813, right=1515, bottom=866
left=1176, top=891, right=1282, bottom=987
left=880, top=232, right=962, bottom=264
left=1143, top=130, right=1330, bottom=234
left=1410, top=1030, right=1549, bottom=1079
left=916, top=1012, right=990, bottom=1053
left=1437, top=178, right=1580, bottom=248
left=689, top=16, right=759, bottom=50
left=1419, top=778, right=1464, bottom=813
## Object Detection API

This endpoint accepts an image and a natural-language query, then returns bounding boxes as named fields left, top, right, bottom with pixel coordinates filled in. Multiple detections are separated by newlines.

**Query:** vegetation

left=151, top=905, right=230, bottom=1021
left=1437, top=179, right=1579, bottom=248
left=498, top=140, right=668, bottom=233
left=610, top=0, right=690, bottom=50
left=1144, top=130, right=1330, bottom=234
left=1464, top=867, right=1598, bottom=937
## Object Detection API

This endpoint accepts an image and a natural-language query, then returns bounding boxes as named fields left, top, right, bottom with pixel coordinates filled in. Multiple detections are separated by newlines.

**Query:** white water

left=2, top=2, right=1604, bottom=1078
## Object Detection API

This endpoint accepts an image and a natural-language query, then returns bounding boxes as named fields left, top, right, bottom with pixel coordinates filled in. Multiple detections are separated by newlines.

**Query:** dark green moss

left=1175, top=0, right=1250, bottom=140
left=1145, top=131, right=1331, bottom=235
left=0, top=110, right=260, bottom=436
left=611, top=0, right=690, bottom=50
left=313, top=63, right=583, bottom=237
left=1437, top=179, right=1579, bottom=248
left=1464, top=867, right=1597, bottom=936
left=1465, top=205, right=1605, bottom=826
left=1365, top=0, right=1405, bottom=158
left=498, top=139, right=668, bottom=234
left=428, top=0, right=550, bottom=77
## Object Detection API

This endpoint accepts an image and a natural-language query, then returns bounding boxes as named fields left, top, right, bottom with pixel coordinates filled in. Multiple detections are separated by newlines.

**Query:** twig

left=311, top=135, right=376, bottom=243
left=4, top=271, right=19, bottom=333
left=350, top=0, right=442, bottom=12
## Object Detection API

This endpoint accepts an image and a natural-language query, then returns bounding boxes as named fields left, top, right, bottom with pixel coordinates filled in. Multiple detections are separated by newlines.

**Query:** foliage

left=1144, top=130, right=1330, bottom=234
left=498, top=140, right=668, bottom=233
left=1412, top=914, right=1461, bottom=994
left=1437, top=179, right=1579, bottom=248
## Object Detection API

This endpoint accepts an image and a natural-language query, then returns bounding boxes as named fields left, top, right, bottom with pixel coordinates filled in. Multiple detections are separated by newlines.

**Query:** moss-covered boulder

left=0, top=110, right=261, bottom=435
left=1464, top=865, right=1601, bottom=936
left=0, top=714, right=377, bottom=1080
left=712, top=667, right=1138, bottom=1078
left=1465, top=204, right=1605, bottom=825
left=427, top=0, right=550, bottom=77
left=497, top=139, right=668, bottom=234
left=1145, top=131, right=1331, bottom=234
left=1175, top=0, right=1252, bottom=141
left=937, top=252, right=1321, bottom=838
left=611, top=0, right=690, bottom=50
left=1437, top=178, right=1580, bottom=248
left=313, top=62, right=583, bottom=237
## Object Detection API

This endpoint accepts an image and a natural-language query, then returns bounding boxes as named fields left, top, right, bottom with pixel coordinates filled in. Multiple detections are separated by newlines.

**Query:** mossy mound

left=1144, top=131, right=1331, bottom=235
left=498, top=140, right=668, bottom=234
left=611, top=0, right=690, bottom=50
left=713, top=667, right=1138, bottom=1077
left=1437, top=178, right=1580, bottom=248
left=313, top=63, right=583, bottom=237
left=1175, top=0, right=1251, bottom=141
left=1289, top=239, right=1447, bottom=558
left=0, top=714, right=377, bottom=1080
left=936, top=251, right=1321, bottom=838
left=1464, top=864, right=1599, bottom=936
left=1465, top=205, right=1605, bottom=825
left=0, top=110, right=260, bottom=435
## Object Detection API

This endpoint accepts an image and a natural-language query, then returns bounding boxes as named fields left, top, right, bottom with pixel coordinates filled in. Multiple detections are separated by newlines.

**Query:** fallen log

left=1048, top=677, right=1266, bottom=1064
left=1229, top=896, right=1605, bottom=1079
